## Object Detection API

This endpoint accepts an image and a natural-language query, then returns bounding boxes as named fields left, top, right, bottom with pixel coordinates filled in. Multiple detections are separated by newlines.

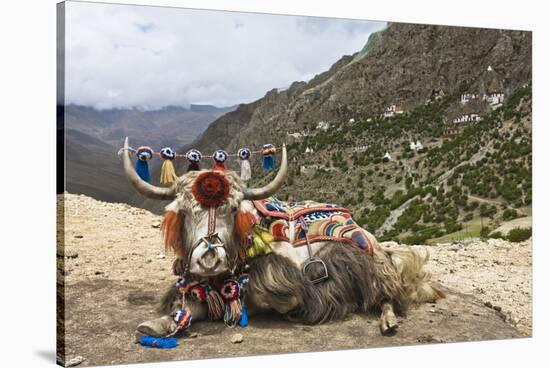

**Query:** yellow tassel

left=160, top=160, right=178, bottom=185
left=246, top=225, right=273, bottom=258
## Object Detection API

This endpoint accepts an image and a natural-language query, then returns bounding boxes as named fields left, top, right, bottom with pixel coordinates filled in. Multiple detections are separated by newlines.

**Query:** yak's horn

left=121, top=137, right=176, bottom=200
left=243, top=144, right=288, bottom=200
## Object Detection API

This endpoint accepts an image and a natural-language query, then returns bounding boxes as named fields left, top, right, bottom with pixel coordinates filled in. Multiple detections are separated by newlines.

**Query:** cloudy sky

left=64, top=2, right=385, bottom=110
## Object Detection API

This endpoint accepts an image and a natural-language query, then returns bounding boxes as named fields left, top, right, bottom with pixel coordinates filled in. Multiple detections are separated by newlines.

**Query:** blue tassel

left=137, top=336, right=178, bottom=349
left=135, top=159, right=150, bottom=182
left=238, top=305, right=249, bottom=327
left=262, top=154, right=275, bottom=171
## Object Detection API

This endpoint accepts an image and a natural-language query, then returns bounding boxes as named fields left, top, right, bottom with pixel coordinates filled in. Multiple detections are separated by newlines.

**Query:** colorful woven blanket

left=252, top=197, right=373, bottom=255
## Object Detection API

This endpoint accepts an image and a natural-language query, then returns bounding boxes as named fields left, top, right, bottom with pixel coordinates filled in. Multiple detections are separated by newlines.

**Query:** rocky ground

left=57, top=194, right=532, bottom=366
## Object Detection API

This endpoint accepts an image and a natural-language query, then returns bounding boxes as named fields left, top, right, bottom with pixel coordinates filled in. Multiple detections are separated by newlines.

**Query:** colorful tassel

left=261, top=144, right=276, bottom=171
left=220, top=280, right=240, bottom=301
left=137, top=336, right=178, bottom=349
left=174, top=308, right=192, bottom=330
left=159, top=147, right=178, bottom=185
left=188, top=283, right=207, bottom=303
left=220, top=279, right=243, bottom=327
left=237, top=274, right=249, bottom=327
left=176, top=278, right=191, bottom=293
left=224, top=299, right=243, bottom=327
left=239, top=305, right=249, bottom=327
left=212, top=149, right=228, bottom=171
left=205, top=285, right=224, bottom=320
left=238, top=148, right=252, bottom=181
left=135, top=146, right=153, bottom=182
left=246, top=225, right=274, bottom=258
left=185, top=149, right=202, bottom=172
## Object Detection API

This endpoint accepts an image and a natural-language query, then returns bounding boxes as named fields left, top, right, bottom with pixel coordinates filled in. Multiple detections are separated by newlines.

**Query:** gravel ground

left=57, top=194, right=531, bottom=366
left=381, top=239, right=532, bottom=335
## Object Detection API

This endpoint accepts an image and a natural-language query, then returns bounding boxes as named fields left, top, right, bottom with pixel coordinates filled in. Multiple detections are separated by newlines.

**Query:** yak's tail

left=386, top=246, right=445, bottom=304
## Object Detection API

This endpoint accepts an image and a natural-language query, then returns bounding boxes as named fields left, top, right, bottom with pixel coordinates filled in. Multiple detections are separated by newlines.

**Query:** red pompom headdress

left=192, top=171, right=231, bottom=207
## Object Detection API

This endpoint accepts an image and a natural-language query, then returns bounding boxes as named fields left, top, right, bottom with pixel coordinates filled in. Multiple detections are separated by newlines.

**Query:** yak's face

left=121, top=137, right=288, bottom=278
left=180, top=170, right=242, bottom=277
left=162, top=170, right=251, bottom=278
left=182, top=200, right=238, bottom=277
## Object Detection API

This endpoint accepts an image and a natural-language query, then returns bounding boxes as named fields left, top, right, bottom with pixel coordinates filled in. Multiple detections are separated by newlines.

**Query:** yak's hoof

left=380, top=313, right=399, bottom=336
left=136, top=315, right=175, bottom=337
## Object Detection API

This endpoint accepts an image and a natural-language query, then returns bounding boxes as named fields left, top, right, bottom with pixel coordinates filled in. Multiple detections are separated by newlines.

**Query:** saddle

left=252, top=197, right=373, bottom=256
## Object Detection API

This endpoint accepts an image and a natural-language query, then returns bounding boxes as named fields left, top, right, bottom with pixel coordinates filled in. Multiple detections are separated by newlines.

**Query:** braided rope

left=118, top=145, right=283, bottom=159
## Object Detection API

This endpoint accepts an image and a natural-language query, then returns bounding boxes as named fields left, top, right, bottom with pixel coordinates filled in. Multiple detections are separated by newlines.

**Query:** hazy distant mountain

left=63, top=103, right=235, bottom=204
left=64, top=104, right=236, bottom=149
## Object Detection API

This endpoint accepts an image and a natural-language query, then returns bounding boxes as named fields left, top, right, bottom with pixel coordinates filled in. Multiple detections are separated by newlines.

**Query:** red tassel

left=205, top=288, right=224, bottom=320
left=161, top=211, right=184, bottom=257
left=234, top=211, right=254, bottom=244
left=213, top=162, right=226, bottom=171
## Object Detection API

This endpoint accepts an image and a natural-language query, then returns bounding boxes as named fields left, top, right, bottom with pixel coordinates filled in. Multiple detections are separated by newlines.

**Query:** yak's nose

left=199, top=247, right=220, bottom=271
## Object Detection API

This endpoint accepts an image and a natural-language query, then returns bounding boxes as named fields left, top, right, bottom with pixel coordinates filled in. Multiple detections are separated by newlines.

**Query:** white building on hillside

left=484, top=92, right=505, bottom=107
left=410, top=140, right=424, bottom=151
left=461, top=93, right=480, bottom=104
left=383, top=104, right=404, bottom=118
left=383, top=152, right=392, bottom=161
left=287, top=131, right=306, bottom=139
left=453, top=113, right=481, bottom=124
left=316, top=121, right=330, bottom=131
left=349, top=118, right=356, bottom=124
left=305, top=147, right=314, bottom=154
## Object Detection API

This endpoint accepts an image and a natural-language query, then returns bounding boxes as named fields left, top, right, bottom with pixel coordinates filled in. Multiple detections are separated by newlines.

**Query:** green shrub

left=501, top=209, right=519, bottom=221
left=366, top=206, right=391, bottom=231
left=507, top=227, right=532, bottom=242
left=489, top=231, right=504, bottom=239
left=401, top=226, right=442, bottom=245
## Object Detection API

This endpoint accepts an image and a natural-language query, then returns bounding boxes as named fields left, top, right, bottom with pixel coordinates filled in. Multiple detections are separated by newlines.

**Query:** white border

left=0, top=0, right=547, bottom=367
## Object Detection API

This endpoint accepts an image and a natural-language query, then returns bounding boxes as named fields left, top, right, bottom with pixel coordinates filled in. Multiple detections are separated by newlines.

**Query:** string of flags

left=119, top=143, right=279, bottom=185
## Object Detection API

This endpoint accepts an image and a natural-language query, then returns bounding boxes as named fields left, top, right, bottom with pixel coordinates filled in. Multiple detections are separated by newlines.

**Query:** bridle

left=180, top=206, right=242, bottom=278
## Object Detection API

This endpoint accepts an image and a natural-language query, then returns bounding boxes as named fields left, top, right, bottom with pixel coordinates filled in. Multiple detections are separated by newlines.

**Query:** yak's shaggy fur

left=246, top=243, right=408, bottom=324
left=387, top=247, right=445, bottom=304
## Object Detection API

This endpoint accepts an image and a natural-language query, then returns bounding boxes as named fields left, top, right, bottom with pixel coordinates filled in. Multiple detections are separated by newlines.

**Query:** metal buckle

left=298, top=216, right=329, bottom=284
left=302, top=257, right=329, bottom=284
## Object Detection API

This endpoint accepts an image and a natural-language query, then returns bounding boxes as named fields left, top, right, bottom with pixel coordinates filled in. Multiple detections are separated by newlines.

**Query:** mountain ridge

left=64, top=103, right=236, bottom=204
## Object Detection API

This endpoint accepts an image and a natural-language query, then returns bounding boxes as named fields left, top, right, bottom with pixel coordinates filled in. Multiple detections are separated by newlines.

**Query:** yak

left=121, top=138, right=443, bottom=339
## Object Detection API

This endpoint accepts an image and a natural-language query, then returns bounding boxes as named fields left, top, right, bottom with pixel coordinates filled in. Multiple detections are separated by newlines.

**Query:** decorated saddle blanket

left=252, top=197, right=373, bottom=256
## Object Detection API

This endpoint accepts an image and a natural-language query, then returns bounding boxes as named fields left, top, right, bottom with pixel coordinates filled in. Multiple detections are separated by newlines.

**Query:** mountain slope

left=173, top=23, right=531, bottom=242
left=65, top=129, right=135, bottom=203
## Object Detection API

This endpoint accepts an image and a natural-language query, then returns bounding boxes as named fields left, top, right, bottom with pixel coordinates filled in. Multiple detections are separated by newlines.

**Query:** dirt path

left=494, top=216, right=532, bottom=235
left=58, top=194, right=531, bottom=366
left=377, top=194, right=421, bottom=235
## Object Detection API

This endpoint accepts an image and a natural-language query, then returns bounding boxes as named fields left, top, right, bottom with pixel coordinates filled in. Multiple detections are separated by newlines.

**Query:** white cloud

left=64, top=2, right=385, bottom=109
